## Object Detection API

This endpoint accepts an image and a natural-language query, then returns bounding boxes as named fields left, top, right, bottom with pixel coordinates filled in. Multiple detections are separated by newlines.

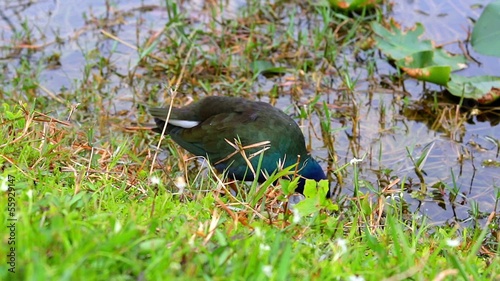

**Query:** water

left=1, top=0, right=498, bottom=224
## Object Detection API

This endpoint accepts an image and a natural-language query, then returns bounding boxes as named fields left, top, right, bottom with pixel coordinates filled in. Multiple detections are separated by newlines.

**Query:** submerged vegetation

left=0, top=0, right=499, bottom=280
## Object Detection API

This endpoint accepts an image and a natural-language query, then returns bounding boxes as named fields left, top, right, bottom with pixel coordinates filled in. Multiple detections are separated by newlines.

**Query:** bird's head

left=295, top=157, right=329, bottom=197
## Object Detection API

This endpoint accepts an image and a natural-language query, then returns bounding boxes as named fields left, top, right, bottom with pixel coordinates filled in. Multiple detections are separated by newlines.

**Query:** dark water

left=389, top=0, right=500, bottom=223
left=1, top=0, right=498, bottom=224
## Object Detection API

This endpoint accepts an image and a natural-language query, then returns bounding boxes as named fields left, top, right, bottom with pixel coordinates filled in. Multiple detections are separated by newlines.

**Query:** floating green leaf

left=370, top=22, right=500, bottom=103
left=372, top=22, right=431, bottom=60
left=328, top=0, right=382, bottom=11
left=371, top=22, right=467, bottom=72
left=447, top=75, right=500, bottom=104
left=397, top=51, right=451, bottom=85
left=471, top=0, right=500, bottom=57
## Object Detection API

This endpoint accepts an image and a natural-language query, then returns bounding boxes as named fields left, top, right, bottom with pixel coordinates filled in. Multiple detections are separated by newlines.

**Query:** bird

left=149, top=96, right=327, bottom=195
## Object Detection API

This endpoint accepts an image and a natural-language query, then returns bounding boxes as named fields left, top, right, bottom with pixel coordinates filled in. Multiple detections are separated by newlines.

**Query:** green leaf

left=294, top=198, right=318, bottom=217
left=371, top=22, right=467, bottom=75
left=447, top=75, right=500, bottom=104
left=2, top=103, right=24, bottom=120
left=397, top=51, right=452, bottom=85
left=360, top=194, right=372, bottom=216
left=280, top=177, right=299, bottom=195
left=471, top=0, right=500, bottom=57
left=415, top=142, right=435, bottom=171
left=372, top=22, right=432, bottom=60
left=303, top=179, right=319, bottom=198
left=294, top=180, right=338, bottom=216
left=431, top=50, right=468, bottom=71
left=317, top=180, right=329, bottom=201
left=250, top=60, right=288, bottom=76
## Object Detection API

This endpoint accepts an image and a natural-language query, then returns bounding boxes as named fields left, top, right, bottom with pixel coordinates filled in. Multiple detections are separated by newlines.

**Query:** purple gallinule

left=149, top=96, right=327, bottom=195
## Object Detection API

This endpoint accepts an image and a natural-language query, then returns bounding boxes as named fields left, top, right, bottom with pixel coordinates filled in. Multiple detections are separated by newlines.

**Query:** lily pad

left=447, top=75, right=500, bottom=104
left=372, top=22, right=432, bottom=60
left=397, top=51, right=451, bottom=85
left=471, top=0, right=500, bottom=57
left=372, top=21, right=500, bottom=103
left=328, top=0, right=382, bottom=11
left=371, top=22, right=467, bottom=72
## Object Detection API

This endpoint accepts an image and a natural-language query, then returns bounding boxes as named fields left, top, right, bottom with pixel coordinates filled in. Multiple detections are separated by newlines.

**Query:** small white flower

left=349, top=153, right=367, bottom=165
left=349, top=157, right=363, bottom=165
left=332, top=238, right=348, bottom=261
left=260, top=244, right=270, bottom=251
left=26, top=189, right=33, bottom=199
left=446, top=238, right=461, bottom=247
left=318, top=254, right=328, bottom=262
left=150, top=176, right=160, bottom=185
left=0, top=176, right=8, bottom=191
left=254, top=227, right=262, bottom=237
left=262, top=265, right=273, bottom=277
left=336, top=238, right=348, bottom=254
left=114, top=220, right=122, bottom=233
left=348, top=275, right=365, bottom=281
left=170, top=262, right=181, bottom=271
left=292, top=207, right=301, bottom=224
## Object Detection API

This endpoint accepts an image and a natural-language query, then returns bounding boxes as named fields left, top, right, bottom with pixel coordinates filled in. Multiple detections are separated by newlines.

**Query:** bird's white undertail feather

left=168, top=119, right=200, bottom=128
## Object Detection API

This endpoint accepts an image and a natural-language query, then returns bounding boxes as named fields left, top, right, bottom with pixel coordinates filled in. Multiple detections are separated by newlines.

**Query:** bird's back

left=150, top=96, right=311, bottom=181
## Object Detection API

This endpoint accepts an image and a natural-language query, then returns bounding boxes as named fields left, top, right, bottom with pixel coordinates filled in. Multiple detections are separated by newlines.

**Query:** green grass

left=1, top=0, right=499, bottom=280
left=1, top=104, right=498, bottom=280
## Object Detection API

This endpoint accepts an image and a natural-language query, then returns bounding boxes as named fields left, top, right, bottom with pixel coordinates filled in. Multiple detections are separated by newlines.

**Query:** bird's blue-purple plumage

left=149, top=96, right=327, bottom=195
